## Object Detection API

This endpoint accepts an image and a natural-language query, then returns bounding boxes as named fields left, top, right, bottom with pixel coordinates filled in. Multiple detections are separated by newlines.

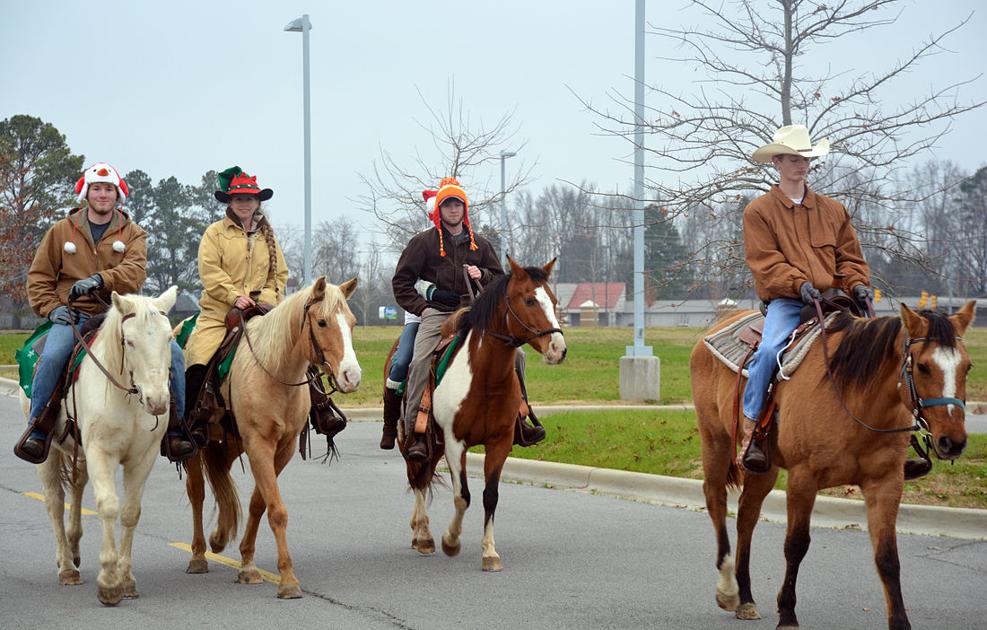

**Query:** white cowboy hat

left=751, top=125, right=830, bottom=163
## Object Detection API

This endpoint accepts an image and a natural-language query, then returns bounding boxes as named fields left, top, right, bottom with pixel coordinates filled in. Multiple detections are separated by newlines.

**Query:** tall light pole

left=285, top=14, right=313, bottom=286
left=499, top=150, right=517, bottom=267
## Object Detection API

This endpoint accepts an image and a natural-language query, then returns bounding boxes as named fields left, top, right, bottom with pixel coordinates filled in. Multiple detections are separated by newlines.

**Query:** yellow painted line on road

left=22, top=491, right=97, bottom=515
left=168, top=542, right=280, bottom=585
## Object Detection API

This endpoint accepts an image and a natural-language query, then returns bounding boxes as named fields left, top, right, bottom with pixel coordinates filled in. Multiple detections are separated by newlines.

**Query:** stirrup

left=14, top=421, right=53, bottom=465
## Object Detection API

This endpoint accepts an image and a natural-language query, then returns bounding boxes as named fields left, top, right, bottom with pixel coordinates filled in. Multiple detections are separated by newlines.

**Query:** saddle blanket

left=703, top=311, right=838, bottom=380
left=174, top=312, right=237, bottom=384
left=16, top=322, right=92, bottom=398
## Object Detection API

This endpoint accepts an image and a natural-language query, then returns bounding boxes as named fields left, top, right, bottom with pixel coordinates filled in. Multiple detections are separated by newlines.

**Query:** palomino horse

left=183, top=277, right=361, bottom=598
left=23, top=287, right=179, bottom=605
left=404, top=258, right=567, bottom=571
left=691, top=301, right=976, bottom=630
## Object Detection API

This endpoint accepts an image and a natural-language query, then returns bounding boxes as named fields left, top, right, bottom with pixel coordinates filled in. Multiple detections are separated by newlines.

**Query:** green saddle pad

left=394, top=334, right=462, bottom=398
left=175, top=312, right=237, bottom=383
left=16, top=321, right=91, bottom=398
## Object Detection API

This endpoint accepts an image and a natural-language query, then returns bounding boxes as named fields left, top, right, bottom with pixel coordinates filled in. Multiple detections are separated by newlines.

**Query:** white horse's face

left=111, top=286, right=178, bottom=417
left=306, top=277, right=362, bottom=393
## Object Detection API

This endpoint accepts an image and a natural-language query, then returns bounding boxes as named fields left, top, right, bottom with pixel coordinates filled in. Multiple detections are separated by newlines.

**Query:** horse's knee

left=96, top=495, right=119, bottom=521
left=120, top=505, right=141, bottom=529
left=267, top=505, right=287, bottom=530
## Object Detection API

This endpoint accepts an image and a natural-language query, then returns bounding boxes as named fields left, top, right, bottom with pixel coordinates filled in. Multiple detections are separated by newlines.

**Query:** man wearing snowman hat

left=13, top=162, right=196, bottom=464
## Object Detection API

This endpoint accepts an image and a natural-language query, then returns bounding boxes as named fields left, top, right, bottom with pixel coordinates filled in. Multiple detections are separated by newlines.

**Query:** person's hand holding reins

left=234, top=295, right=256, bottom=310
left=799, top=282, right=822, bottom=305
left=68, top=274, right=103, bottom=302
left=464, top=265, right=481, bottom=281
left=48, top=305, right=79, bottom=326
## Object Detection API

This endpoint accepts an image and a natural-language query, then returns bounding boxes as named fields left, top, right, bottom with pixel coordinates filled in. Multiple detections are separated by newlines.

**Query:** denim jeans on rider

left=29, top=315, right=187, bottom=437
left=387, top=322, right=420, bottom=385
left=741, top=297, right=803, bottom=421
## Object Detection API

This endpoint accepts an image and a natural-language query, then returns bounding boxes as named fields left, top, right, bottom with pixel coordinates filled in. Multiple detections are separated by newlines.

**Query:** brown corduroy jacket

left=392, top=225, right=503, bottom=316
left=27, top=207, right=148, bottom=317
left=743, top=185, right=870, bottom=302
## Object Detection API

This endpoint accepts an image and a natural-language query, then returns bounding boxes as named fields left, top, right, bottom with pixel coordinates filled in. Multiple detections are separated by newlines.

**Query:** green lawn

left=509, top=409, right=987, bottom=509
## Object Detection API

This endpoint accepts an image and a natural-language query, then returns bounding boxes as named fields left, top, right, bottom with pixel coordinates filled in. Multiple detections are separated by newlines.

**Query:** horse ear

left=542, top=257, right=558, bottom=277
left=950, top=300, right=977, bottom=335
left=156, top=285, right=178, bottom=313
left=900, top=303, right=926, bottom=337
left=507, top=255, right=526, bottom=277
left=111, top=291, right=131, bottom=314
left=339, top=277, right=358, bottom=299
left=312, top=276, right=327, bottom=299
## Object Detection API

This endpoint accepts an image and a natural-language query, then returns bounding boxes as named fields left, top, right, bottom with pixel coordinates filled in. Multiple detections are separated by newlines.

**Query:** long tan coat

left=184, top=213, right=288, bottom=366
left=743, top=184, right=870, bottom=302
left=27, top=207, right=148, bottom=317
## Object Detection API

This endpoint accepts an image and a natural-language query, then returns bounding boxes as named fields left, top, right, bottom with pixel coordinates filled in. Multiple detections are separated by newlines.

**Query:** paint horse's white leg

left=116, top=443, right=159, bottom=599
left=411, top=488, right=435, bottom=554
left=86, top=446, right=124, bottom=606
left=38, top=450, right=82, bottom=586
left=441, top=437, right=469, bottom=557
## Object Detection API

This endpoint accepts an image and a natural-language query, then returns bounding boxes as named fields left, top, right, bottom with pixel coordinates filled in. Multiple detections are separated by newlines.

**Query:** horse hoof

left=414, top=538, right=436, bottom=555
left=277, top=583, right=303, bottom=599
left=185, top=558, right=209, bottom=574
left=441, top=534, right=461, bottom=557
left=482, top=556, right=503, bottom=572
left=122, top=583, right=139, bottom=599
left=236, top=569, right=263, bottom=585
left=97, top=585, right=123, bottom=606
left=735, top=602, right=761, bottom=620
left=716, top=590, right=740, bottom=612
left=59, top=569, right=82, bottom=586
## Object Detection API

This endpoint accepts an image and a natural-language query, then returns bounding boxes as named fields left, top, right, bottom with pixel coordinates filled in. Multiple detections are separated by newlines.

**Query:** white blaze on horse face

left=335, top=312, right=362, bottom=392
left=434, top=331, right=474, bottom=434
left=534, top=287, right=566, bottom=363
left=931, top=346, right=962, bottom=417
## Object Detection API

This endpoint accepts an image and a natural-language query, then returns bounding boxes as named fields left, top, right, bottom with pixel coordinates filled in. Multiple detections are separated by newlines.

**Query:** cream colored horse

left=22, top=287, right=178, bottom=606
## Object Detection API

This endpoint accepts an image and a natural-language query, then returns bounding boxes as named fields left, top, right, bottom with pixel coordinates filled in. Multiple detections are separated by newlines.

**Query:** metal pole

left=628, top=0, right=652, bottom=356
left=500, top=154, right=507, bottom=266
left=302, top=14, right=313, bottom=287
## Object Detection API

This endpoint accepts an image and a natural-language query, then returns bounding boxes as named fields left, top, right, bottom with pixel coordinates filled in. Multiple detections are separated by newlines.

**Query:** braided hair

left=257, top=215, right=282, bottom=302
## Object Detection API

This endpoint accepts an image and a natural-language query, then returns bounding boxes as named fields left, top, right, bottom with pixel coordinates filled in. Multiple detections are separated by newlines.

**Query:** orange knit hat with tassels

left=432, top=177, right=478, bottom=257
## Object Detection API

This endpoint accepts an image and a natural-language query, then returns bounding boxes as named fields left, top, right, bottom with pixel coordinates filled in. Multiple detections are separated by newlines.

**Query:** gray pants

left=402, top=308, right=527, bottom=432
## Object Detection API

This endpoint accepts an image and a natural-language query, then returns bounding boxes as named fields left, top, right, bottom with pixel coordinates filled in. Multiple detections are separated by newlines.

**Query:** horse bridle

left=68, top=306, right=140, bottom=397
left=466, top=269, right=563, bottom=348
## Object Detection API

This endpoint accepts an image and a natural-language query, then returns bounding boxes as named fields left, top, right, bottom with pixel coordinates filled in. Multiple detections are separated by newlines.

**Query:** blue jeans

left=387, top=322, right=420, bottom=384
left=742, top=298, right=802, bottom=420
left=30, top=317, right=186, bottom=427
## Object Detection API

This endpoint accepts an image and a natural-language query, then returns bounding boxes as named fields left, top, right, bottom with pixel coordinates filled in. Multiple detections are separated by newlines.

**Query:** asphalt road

left=1, top=393, right=984, bottom=630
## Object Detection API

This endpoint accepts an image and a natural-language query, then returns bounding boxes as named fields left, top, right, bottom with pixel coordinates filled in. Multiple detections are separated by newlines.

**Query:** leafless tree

left=313, top=217, right=360, bottom=284
left=580, top=0, right=983, bottom=291
left=356, top=83, right=535, bottom=251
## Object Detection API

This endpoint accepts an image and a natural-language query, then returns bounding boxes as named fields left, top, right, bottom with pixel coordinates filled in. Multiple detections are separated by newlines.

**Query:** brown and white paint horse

left=690, top=301, right=976, bottom=630
left=404, top=257, right=566, bottom=571
left=183, top=277, right=361, bottom=598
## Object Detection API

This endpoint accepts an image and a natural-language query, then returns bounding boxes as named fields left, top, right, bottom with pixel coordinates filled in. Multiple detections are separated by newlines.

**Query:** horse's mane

left=826, top=310, right=957, bottom=391
left=456, top=266, right=549, bottom=337
left=246, top=283, right=347, bottom=372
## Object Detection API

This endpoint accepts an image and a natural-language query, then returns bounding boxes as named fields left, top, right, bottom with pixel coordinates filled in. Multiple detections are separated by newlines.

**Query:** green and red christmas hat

left=214, top=166, right=274, bottom=203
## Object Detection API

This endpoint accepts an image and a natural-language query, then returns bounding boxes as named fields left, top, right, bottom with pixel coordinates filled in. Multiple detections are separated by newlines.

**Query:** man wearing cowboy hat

left=740, top=125, right=871, bottom=472
left=14, top=162, right=196, bottom=464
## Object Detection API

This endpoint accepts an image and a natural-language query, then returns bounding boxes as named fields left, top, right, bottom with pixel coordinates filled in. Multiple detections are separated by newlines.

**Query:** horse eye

left=917, top=363, right=930, bottom=375
left=525, top=297, right=536, bottom=307
left=318, top=319, right=327, bottom=328
left=126, top=340, right=135, bottom=348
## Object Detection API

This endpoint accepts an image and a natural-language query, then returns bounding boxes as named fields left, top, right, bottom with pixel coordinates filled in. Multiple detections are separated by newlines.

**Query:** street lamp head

left=500, top=150, right=517, bottom=159
left=284, top=15, right=312, bottom=32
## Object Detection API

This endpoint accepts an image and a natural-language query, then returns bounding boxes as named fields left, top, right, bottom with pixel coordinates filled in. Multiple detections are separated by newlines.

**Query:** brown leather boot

left=14, top=420, right=50, bottom=464
left=380, top=387, right=401, bottom=450
left=513, top=401, right=546, bottom=446
left=161, top=397, right=196, bottom=463
left=903, top=458, right=933, bottom=480
left=406, top=435, right=428, bottom=462
left=738, top=418, right=769, bottom=473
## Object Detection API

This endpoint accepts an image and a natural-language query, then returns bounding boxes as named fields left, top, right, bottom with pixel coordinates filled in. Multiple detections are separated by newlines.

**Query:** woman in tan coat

left=184, top=167, right=287, bottom=439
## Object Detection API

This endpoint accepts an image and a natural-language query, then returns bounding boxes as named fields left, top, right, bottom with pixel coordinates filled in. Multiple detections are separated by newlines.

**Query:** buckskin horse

left=182, top=276, right=361, bottom=598
left=690, top=300, right=976, bottom=629
left=402, top=258, right=567, bottom=571
left=22, top=287, right=179, bottom=605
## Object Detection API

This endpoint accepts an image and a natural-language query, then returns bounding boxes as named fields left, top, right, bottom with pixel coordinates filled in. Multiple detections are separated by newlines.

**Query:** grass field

left=510, top=409, right=987, bottom=509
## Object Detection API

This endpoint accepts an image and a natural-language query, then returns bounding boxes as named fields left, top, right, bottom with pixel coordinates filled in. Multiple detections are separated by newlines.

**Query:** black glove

left=852, top=285, right=871, bottom=304
left=48, top=305, right=79, bottom=326
left=428, top=287, right=461, bottom=308
left=799, top=282, right=822, bottom=305
left=68, top=274, right=103, bottom=301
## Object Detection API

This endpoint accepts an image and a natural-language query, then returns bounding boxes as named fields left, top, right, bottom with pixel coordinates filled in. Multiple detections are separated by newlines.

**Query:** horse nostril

left=561, top=347, right=568, bottom=360
left=938, top=436, right=965, bottom=456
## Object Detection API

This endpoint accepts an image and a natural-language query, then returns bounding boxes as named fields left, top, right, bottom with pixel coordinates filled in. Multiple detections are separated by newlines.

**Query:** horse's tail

left=406, top=453, right=444, bottom=499
left=200, top=444, right=241, bottom=549
left=726, top=461, right=743, bottom=491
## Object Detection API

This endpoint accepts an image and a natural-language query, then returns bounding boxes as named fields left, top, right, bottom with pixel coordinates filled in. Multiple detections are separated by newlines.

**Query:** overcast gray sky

left=2, top=0, right=985, bottom=256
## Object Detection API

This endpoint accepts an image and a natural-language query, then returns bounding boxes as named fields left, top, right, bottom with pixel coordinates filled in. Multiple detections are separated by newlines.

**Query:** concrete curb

left=465, top=453, right=987, bottom=541
left=3, top=375, right=983, bottom=539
